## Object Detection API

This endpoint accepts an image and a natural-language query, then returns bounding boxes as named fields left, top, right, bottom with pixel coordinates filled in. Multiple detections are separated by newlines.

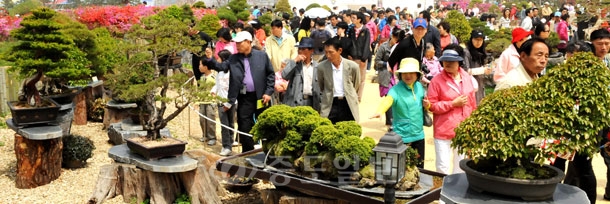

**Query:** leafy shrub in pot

left=453, top=52, right=610, bottom=178
left=62, top=134, right=95, bottom=167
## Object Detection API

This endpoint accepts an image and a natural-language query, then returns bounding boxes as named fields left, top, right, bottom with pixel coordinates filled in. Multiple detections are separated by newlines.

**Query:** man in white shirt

left=317, top=38, right=360, bottom=123
left=520, top=8, right=533, bottom=31
left=495, top=38, right=549, bottom=91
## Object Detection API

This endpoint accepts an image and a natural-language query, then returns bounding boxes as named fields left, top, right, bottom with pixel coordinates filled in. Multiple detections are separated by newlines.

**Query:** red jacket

left=427, top=69, right=477, bottom=140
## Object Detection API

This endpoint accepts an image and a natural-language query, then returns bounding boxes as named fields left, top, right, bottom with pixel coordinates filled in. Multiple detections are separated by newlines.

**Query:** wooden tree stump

left=88, top=150, right=227, bottom=204
left=73, top=91, right=88, bottom=125
left=14, top=133, right=62, bottom=189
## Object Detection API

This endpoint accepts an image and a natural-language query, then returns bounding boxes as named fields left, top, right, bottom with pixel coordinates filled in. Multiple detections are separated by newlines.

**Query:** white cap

left=232, top=31, right=252, bottom=42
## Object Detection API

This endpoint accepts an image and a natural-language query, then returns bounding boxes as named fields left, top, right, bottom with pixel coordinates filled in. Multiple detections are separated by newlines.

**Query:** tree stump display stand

left=102, top=100, right=137, bottom=130
left=6, top=119, right=63, bottom=189
left=88, top=147, right=226, bottom=204
left=74, top=80, right=104, bottom=126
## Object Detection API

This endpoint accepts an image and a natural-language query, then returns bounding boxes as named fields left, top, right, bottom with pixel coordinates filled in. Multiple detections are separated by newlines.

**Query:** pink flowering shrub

left=0, top=10, right=22, bottom=41
left=193, top=8, right=217, bottom=20
left=72, top=5, right=157, bottom=34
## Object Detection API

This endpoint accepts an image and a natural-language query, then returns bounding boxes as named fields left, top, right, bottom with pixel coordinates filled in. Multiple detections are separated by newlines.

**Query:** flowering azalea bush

left=192, top=8, right=216, bottom=20
left=72, top=5, right=157, bottom=34
left=0, top=9, right=22, bottom=41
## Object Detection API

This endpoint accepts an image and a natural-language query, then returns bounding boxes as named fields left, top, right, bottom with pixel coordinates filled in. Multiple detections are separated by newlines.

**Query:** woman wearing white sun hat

left=371, top=57, right=429, bottom=168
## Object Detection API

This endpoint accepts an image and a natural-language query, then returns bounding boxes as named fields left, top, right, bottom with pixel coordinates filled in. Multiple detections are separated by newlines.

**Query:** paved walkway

left=358, top=72, right=610, bottom=203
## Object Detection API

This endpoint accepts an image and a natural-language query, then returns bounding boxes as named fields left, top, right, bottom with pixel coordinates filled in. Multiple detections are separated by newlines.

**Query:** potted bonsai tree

left=452, top=52, right=610, bottom=200
left=104, top=6, right=217, bottom=159
left=62, top=134, right=95, bottom=168
left=4, top=8, right=93, bottom=126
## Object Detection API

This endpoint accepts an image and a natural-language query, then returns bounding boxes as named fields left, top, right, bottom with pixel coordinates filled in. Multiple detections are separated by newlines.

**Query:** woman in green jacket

left=371, top=58, right=430, bottom=168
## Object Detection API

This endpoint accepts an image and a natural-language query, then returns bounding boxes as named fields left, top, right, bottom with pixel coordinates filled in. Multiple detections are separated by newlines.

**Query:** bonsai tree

left=5, top=8, right=92, bottom=106
left=453, top=52, right=610, bottom=179
left=251, top=105, right=376, bottom=180
left=104, top=6, right=218, bottom=139
left=62, top=134, right=95, bottom=164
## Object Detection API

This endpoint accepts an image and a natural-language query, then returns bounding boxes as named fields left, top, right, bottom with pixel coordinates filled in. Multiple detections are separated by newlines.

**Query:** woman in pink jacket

left=556, top=14, right=570, bottom=54
left=427, top=49, right=477, bottom=174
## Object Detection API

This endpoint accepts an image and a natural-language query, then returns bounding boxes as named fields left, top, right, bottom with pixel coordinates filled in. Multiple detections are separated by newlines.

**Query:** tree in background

left=445, top=10, right=472, bottom=43
left=2, top=0, right=15, bottom=9
left=275, top=0, right=291, bottom=16
left=195, top=13, right=221, bottom=40
left=228, top=0, right=249, bottom=21
left=217, top=7, right=237, bottom=24
left=306, top=3, right=320, bottom=11
left=192, top=1, right=206, bottom=8
left=9, top=0, right=42, bottom=15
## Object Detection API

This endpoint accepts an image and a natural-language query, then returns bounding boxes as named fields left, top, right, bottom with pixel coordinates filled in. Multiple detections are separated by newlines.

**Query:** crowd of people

left=185, top=2, right=610, bottom=203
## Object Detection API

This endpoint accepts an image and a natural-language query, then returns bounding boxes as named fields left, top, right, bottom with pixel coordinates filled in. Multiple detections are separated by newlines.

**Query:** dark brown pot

left=460, top=158, right=565, bottom=201
left=125, top=137, right=187, bottom=160
left=8, top=98, right=61, bottom=126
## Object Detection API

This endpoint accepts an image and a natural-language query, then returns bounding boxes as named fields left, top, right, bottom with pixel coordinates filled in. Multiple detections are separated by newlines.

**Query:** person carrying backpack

left=310, top=19, right=332, bottom=62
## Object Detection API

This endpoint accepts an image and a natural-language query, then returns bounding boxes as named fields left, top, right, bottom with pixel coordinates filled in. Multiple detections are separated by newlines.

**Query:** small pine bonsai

left=104, top=6, right=220, bottom=140
left=453, top=52, right=610, bottom=179
left=6, top=8, right=92, bottom=107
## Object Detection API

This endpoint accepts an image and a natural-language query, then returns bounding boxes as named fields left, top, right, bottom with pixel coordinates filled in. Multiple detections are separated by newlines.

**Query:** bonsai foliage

left=227, top=0, right=250, bottom=22
left=194, top=13, right=221, bottom=40
left=104, top=7, right=213, bottom=139
left=251, top=105, right=376, bottom=179
left=486, top=28, right=512, bottom=58
left=6, top=8, right=91, bottom=106
left=444, top=10, right=472, bottom=43
left=454, top=52, right=610, bottom=167
left=62, top=134, right=95, bottom=162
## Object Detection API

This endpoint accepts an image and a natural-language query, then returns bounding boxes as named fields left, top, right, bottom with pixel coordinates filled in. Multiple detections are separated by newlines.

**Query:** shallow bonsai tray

left=7, top=99, right=61, bottom=127
left=216, top=149, right=447, bottom=204
left=125, top=137, right=187, bottom=160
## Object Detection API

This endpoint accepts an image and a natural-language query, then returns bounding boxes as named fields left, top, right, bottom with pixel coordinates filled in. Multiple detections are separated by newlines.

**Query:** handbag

left=422, top=103, right=432, bottom=127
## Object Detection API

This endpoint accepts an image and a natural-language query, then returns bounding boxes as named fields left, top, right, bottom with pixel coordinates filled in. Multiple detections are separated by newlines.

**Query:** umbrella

left=305, top=7, right=331, bottom=18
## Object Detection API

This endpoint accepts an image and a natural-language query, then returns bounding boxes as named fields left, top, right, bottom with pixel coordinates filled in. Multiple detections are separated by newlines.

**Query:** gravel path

left=0, top=101, right=272, bottom=203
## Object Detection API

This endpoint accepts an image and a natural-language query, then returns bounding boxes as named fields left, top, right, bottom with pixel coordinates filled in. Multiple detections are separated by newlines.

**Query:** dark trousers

left=237, top=92, right=266, bottom=152
left=563, top=153, right=597, bottom=204
left=600, top=128, right=610, bottom=198
left=218, top=104, right=235, bottom=149
left=328, top=97, right=354, bottom=124
left=385, top=107, right=393, bottom=126
left=407, top=139, right=425, bottom=169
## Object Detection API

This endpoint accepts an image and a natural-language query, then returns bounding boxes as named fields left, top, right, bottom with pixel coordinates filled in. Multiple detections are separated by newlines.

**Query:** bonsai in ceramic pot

left=452, top=52, right=610, bottom=200
left=104, top=6, right=219, bottom=159
left=62, top=134, right=95, bottom=168
left=3, top=8, right=93, bottom=125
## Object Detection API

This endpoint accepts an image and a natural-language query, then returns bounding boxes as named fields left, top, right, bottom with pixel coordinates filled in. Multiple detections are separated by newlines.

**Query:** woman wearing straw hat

left=370, top=58, right=429, bottom=168
left=427, top=49, right=477, bottom=174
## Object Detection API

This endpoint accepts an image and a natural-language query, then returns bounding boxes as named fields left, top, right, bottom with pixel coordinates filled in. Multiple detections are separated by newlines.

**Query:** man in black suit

left=206, top=31, right=275, bottom=152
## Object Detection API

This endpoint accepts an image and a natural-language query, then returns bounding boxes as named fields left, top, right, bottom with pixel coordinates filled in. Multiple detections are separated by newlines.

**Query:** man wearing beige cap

left=206, top=31, right=275, bottom=153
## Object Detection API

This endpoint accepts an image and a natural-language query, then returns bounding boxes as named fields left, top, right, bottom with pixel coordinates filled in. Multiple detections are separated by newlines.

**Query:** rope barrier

left=181, top=76, right=254, bottom=138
